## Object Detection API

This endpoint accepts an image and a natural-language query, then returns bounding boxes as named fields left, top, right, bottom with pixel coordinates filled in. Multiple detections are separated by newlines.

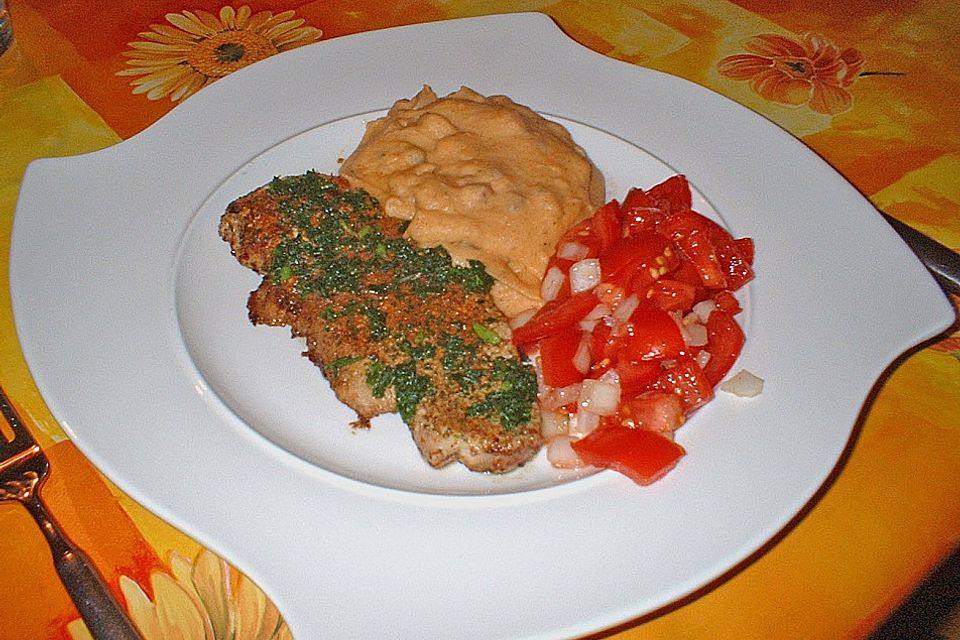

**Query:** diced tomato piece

left=540, top=327, right=588, bottom=388
left=571, top=425, right=686, bottom=485
left=619, top=392, right=685, bottom=432
left=557, top=219, right=603, bottom=259
left=646, top=174, right=692, bottom=215
left=599, top=232, right=676, bottom=291
left=590, top=200, right=622, bottom=253
left=615, top=358, right=662, bottom=396
left=621, top=188, right=664, bottom=236
left=678, top=211, right=754, bottom=291
left=650, top=356, right=714, bottom=412
left=588, top=323, right=618, bottom=366
left=599, top=232, right=665, bottom=279
left=645, top=279, right=697, bottom=313
left=621, top=186, right=658, bottom=213
left=712, top=290, right=742, bottom=315
left=658, top=211, right=727, bottom=289
left=735, top=237, right=755, bottom=265
left=713, top=238, right=754, bottom=291
left=619, top=307, right=685, bottom=361
left=594, top=282, right=626, bottom=309
left=700, top=310, right=745, bottom=385
left=511, top=291, right=598, bottom=347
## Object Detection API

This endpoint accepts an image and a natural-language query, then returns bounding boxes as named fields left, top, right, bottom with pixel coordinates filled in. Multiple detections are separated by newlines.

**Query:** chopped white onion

left=598, top=368, right=621, bottom=386
left=683, top=322, right=708, bottom=347
left=719, top=369, right=764, bottom=397
left=692, top=299, right=716, bottom=323
left=541, top=266, right=565, bottom=302
left=585, top=303, right=611, bottom=321
left=540, top=383, right=583, bottom=410
left=569, top=409, right=600, bottom=437
left=578, top=379, right=620, bottom=416
left=572, top=335, right=592, bottom=374
left=612, top=293, right=640, bottom=324
left=509, top=308, right=536, bottom=330
left=547, top=435, right=585, bottom=469
left=531, top=356, right=547, bottom=396
left=696, top=350, right=712, bottom=369
left=540, top=410, right=569, bottom=439
left=569, top=258, right=602, bottom=294
left=579, top=318, right=599, bottom=332
left=557, top=241, right=590, bottom=261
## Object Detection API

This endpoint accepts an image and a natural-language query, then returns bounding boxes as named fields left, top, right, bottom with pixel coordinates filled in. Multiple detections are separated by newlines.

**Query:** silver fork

left=0, top=386, right=143, bottom=640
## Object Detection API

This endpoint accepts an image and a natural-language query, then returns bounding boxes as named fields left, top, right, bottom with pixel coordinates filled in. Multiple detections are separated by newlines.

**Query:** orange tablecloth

left=2, top=2, right=958, bottom=638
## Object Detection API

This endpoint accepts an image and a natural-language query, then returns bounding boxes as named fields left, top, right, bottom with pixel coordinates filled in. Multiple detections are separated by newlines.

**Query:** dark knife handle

left=27, top=494, right=144, bottom=640
left=882, top=212, right=960, bottom=297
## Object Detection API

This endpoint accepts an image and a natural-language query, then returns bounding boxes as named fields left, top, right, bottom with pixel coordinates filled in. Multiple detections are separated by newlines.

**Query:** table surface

left=2, top=1, right=958, bottom=639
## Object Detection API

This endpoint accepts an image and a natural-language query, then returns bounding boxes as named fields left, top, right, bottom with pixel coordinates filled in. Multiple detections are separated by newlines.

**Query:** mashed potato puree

left=340, top=86, right=605, bottom=316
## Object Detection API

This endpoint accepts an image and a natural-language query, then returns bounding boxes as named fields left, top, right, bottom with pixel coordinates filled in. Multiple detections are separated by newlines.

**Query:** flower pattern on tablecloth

left=66, top=548, right=292, bottom=640
left=718, top=33, right=864, bottom=115
left=117, top=5, right=321, bottom=102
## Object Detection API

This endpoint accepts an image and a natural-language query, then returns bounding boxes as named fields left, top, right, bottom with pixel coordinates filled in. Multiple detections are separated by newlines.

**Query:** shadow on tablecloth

left=870, top=545, right=960, bottom=639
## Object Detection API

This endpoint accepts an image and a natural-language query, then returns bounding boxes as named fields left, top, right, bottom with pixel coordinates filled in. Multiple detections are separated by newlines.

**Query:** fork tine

left=0, top=399, right=13, bottom=444
left=0, top=385, right=30, bottom=440
left=0, top=387, right=43, bottom=472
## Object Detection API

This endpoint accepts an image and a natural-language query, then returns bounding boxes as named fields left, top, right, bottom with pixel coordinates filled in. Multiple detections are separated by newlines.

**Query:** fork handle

left=26, top=494, right=144, bottom=640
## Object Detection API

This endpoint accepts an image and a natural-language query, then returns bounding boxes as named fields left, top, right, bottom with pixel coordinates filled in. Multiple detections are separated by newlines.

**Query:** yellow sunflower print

left=118, top=5, right=322, bottom=102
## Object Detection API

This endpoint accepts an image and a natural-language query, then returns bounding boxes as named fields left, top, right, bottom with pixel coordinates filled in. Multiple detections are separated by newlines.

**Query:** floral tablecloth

left=2, top=1, right=958, bottom=638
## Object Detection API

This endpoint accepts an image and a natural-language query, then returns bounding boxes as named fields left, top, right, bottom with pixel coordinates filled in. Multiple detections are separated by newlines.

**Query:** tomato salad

left=510, top=175, right=755, bottom=485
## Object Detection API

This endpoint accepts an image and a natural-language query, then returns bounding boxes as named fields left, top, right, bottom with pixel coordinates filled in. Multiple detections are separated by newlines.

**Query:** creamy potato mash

left=340, top=86, right=604, bottom=316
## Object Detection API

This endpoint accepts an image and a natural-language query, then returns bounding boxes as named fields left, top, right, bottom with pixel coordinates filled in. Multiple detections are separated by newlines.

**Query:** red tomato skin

left=646, top=175, right=692, bottom=215
left=619, top=392, right=685, bottom=432
left=599, top=232, right=666, bottom=277
left=658, top=211, right=727, bottom=289
left=670, top=258, right=705, bottom=289
left=712, top=290, right=742, bottom=315
left=571, top=426, right=686, bottom=485
left=735, top=237, right=755, bottom=265
left=540, top=327, right=587, bottom=388
left=714, top=239, right=754, bottom=291
left=673, top=210, right=754, bottom=291
left=590, top=200, right=622, bottom=253
left=620, top=307, right=686, bottom=361
left=621, top=186, right=658, bottom=213
left=701, top=310, right=745, bottom=385
left=651, top=356, right=714, bottom=413
left=557, top=219, right=603, bottom=258
left=621, top=188, right=664, bottom=236
left=594, top=282, right=626, bottom=309
left=511, top=291, right=598, bottom=347
left=615, top=358, right=662, bottom=396
left=599, top=233, right=678, bottom=293
left=588, top=323, right=619, bottom=369
left=645, top=279, right=697, bottom=313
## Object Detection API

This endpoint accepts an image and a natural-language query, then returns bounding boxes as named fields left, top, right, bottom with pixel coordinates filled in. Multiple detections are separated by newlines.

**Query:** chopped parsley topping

left=264, top=171, right=535, bottom=431
left=266, top=172, right=492, bottom=299
left=327, top=355, right=362, bottom=377
left=466, top=358, right=538, bottom=431
left=365, top=357, right=435, bottom=422
left=472, top=322, right=501, bottom=345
